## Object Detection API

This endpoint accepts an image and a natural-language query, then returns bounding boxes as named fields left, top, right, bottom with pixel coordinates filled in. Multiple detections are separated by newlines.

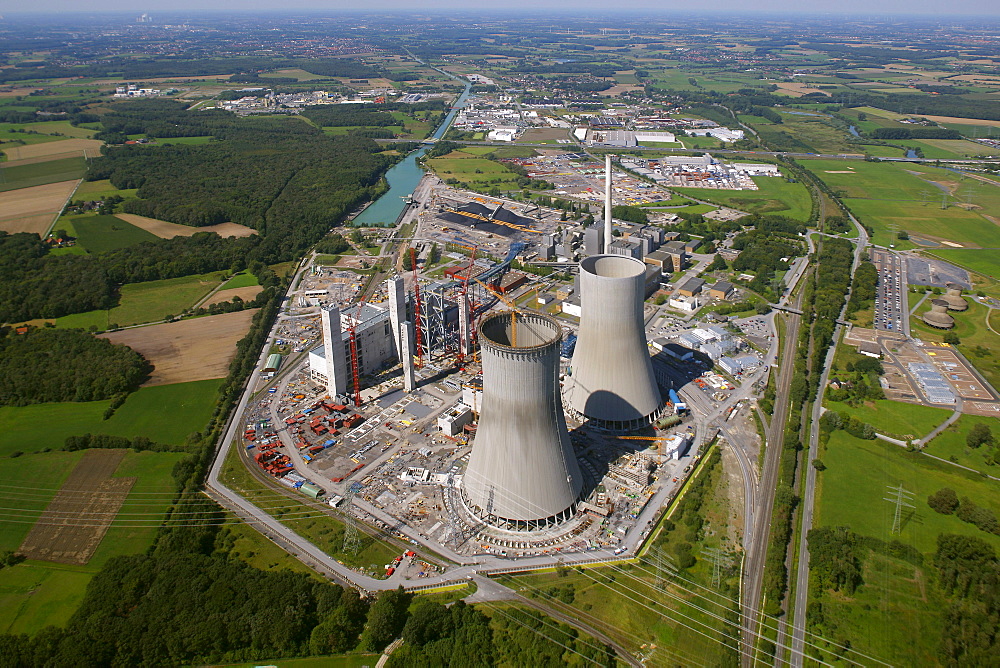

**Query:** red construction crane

left=410, top=247, right=424, bottom=368
left=457, top=246, right=477, bottom=368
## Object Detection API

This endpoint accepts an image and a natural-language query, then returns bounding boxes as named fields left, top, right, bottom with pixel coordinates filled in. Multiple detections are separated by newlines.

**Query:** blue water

left=351, top=82, right=473, bottom=227
left=848, top=125, right=860, bottom=137
left=906, top=149, right=919, bottom=159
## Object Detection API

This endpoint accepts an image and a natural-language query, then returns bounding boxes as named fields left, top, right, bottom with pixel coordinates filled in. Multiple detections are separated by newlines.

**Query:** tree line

left=0, top=326, right=150, bottom=406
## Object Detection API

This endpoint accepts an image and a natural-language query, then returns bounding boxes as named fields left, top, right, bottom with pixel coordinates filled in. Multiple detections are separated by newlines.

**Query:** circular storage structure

left=463, top=311, right=582, bottom=529
left=942, top=285, right=968, bottom=312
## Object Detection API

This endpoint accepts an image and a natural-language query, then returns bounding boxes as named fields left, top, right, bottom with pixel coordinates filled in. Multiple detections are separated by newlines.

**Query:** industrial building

left=565, top=255, right=663, bottom=430
left=310, top=303, right=397, bottom=398
left=462, top=312, right=583, bottom=528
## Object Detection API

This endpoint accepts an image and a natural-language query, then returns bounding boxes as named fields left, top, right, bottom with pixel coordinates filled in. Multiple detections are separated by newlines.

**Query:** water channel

left=351, top=78, right=473, bottom=227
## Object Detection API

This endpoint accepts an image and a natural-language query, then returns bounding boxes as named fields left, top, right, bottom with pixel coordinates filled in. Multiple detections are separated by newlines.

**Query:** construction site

left=233, top=159, right=718, bottom=565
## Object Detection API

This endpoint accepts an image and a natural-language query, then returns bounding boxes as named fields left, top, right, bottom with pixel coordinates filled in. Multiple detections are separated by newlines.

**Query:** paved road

left=788, top=212, right=869, bottom=666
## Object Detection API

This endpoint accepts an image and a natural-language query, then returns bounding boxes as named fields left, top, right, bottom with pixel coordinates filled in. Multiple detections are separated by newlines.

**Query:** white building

left=669, top=295, right=700, bottom=312
left=438, top=403, right=473, bottom=436
left=310, top=303, right=397, bottom=398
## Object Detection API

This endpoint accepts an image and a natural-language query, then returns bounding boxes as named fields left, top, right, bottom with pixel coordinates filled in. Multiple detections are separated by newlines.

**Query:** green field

left=61, top=214, right=159, bottom=253
left=0, top=378, right=221, bottom=453
left=825, top=399, right=951, bottom=440
left=426, top=151, right=524, bottom=190
left=923, top=413, right=1000, bottom=475
left=56, top=271, right=227, bottom=329
left=816, top=430, right=1000, bottom=554
left=74, top=179, right=138, bottom=201
left=0, top=156, right=86, bottom=192
left=674, top=175, right=812, bottom=221
left=804, top=159, right=1000, bottom=247
left=0, top=449, right=187, bottom=635
left=0, top=120, right=96, bottom=140
left=926, top=249, right=1000, bottom=278
left=221, top=271, right=260, bottom=289
left=217, top=654, right=383, bottom=668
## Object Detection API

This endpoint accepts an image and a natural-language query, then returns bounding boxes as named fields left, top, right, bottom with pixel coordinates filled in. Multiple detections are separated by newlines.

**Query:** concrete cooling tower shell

left=565, top=255, right=662, bottom=430
left=463, top=311, right=583, bottom=529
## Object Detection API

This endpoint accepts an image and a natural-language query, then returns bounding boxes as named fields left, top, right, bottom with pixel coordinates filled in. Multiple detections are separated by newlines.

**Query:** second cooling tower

left=463, top=312, right=582, bottom=529
left=565, top=255, right=662, bottom=430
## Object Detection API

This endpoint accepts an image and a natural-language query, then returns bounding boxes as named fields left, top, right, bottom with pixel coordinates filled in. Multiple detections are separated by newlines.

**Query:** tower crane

left=472, top=276, right=526, bottom=348
left=618, top=435, right=669, bottom=463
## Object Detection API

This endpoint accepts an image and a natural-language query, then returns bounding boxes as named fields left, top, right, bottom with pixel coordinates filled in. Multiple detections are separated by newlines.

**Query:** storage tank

left=565, top=255, right=662, bottom=430
left=462, top=311, right=582, bottom=529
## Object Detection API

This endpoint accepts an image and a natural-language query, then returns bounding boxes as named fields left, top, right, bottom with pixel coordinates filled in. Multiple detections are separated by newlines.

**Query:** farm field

left=74, top=178, right=138, bottom=201
left=57, top=271, right=228, bottom=329
left=62, top=214, right=159, bottom=252
left=100, top=309, right=258, bottom=386
left=816, top=430, right=1000, bottom=554
left=923, top=413, right=1000, bottom=475
left=0, top=449, right=187, bottom=635
left=0, top=156, right=86, bottom=192
left=153, top=135, right=215, bottom=145
left=203, top=285, right=263, bottom=307
left=1, top=138, right=102, bottom=162
left=0, top=378, right=222, bottom=453
left=0, top=120, right=98, bottom=139
left=926, top=249, right=1000, bottom=278
left=673, top=175, right=812, bottom=221
left=114, top=213, right=257, bottom=239
left=0, top=179, right=78, bottom=235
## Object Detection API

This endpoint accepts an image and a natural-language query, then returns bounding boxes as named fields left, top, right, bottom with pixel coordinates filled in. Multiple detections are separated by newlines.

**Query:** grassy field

left=56, top=271, right=227, bottom=329
left=74, top=179, right=138, bottom=201
left=674, top=175, right=812, bottom=221
left=221, top=271, right=260, bottom=289
left=0, top=449, right=187, bottom=635
left=816, top=430, right=1000, bottom=554
left=907, top=300, right=1000, bottom=390
left=61, top=214, right=159, bottom=253
left=0, top=378, right=221, bottom=453
left=923, top=413, right=1000, bottom=475
left=218, top=516, right=321, bottom=577
left=217, top=655, right=381, bottom=668
left=0, top=120, right=96, bottom=140
left=426, top=150, right=524, bottom=190
left=825, top=400, right=952, bottom=440
left=0, top=156, right=86, bottom=192
left=925, top=249, right=1000, bottom=278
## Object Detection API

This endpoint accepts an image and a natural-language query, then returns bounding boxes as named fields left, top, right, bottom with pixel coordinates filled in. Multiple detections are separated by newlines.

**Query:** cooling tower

left=565, top=255, right=662, bottom=430
left=463, top=312, right=582, bottom=529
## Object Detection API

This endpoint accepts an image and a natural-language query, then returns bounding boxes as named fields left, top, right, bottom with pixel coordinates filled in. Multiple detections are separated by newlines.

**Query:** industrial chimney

left=565, top=255, right=662, bottom=430
left=604, top=154, right=613, bottom=253
left=463, top=311, right=582, bottom=529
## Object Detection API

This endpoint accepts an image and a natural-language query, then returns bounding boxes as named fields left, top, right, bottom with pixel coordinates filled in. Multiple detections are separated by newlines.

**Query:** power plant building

left=462, top=312, right=583, bottom=529
left=310, top=304, right=397, bottom=397
left=565, top=255, right=663, bottom=430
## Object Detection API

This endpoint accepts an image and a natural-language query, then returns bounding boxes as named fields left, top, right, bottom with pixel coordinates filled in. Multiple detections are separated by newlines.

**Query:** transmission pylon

left=341, top=482, right=363, bottom=555
left=883, top=484, right=915, bottom=535
left=701, top=547, right=728, bottom=589
left=653, top=548, right=677, bottom=589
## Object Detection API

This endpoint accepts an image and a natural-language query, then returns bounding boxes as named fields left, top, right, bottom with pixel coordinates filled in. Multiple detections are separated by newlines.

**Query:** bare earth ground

left=0, top=180, right=79, bottom=235
left=2, top=138, right=103, bottom=161
left=115, top=213, right=257, bottom=239
left=18, top=450, right=134, bottom=565
left=776, top=82, right=831, bottom=97
left=100, top=309, right=259, bottom=386
left=203, top=285, right=263, bottom=307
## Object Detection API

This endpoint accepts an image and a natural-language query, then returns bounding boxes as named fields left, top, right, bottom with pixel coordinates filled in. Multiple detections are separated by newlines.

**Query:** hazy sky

left=1, top=0, right=999, bottom=16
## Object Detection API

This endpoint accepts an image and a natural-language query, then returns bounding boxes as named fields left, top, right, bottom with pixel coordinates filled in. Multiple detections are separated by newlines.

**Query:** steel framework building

left=462, top=312, right=583, bottom=529
left=565, top=254, right=663, bottom=430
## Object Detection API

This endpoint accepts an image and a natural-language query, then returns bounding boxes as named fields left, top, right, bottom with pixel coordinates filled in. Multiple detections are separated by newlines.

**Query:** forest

left=0, top=327, right=150, bottom=406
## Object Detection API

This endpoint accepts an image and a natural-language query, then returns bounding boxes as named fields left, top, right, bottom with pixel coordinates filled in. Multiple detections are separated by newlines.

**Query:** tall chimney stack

left=604, top=154, right=613, bottom=253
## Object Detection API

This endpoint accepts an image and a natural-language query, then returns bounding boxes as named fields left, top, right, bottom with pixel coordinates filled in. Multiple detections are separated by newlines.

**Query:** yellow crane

left=472, top=276, right=526, bottom=347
